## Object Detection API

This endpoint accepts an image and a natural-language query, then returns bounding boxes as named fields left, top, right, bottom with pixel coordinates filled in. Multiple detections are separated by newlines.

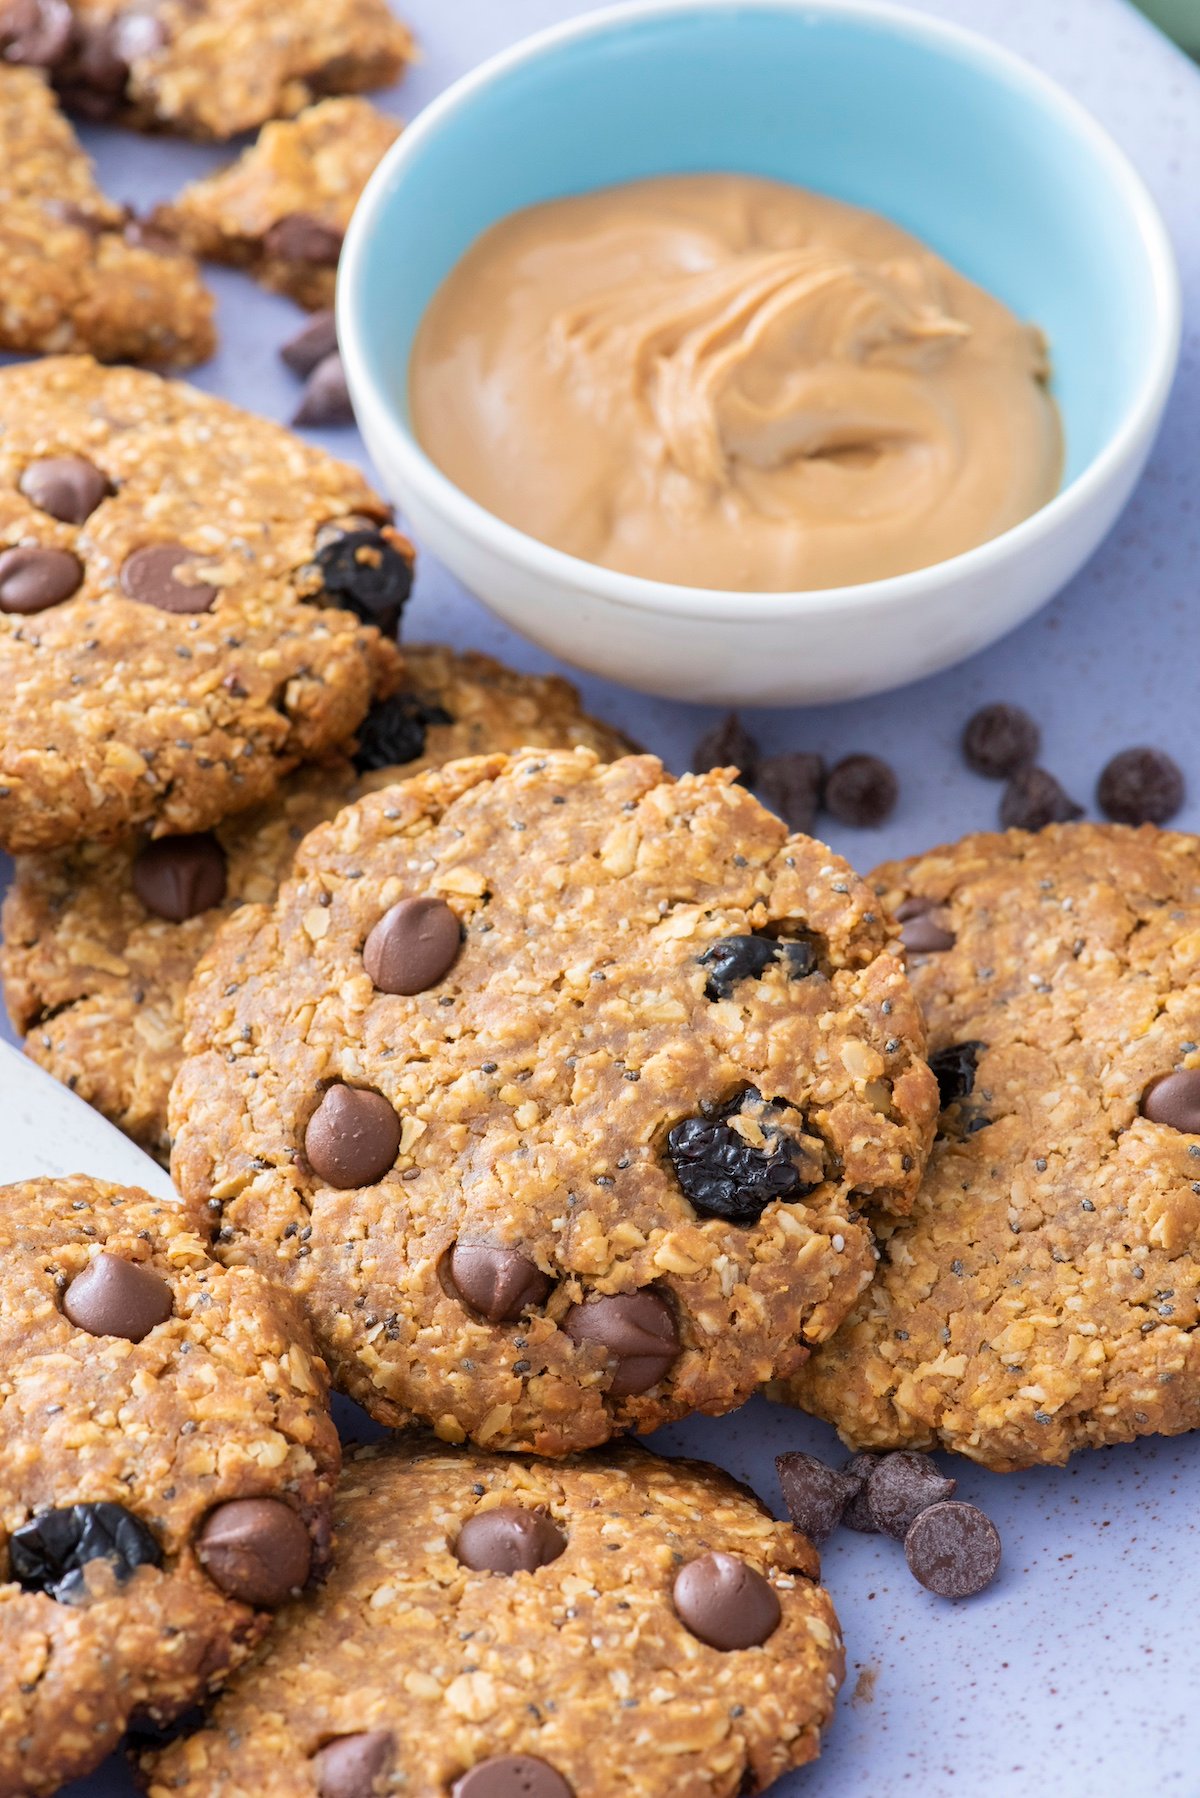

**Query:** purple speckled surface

left=4, top=1, right=1200, bottom=1794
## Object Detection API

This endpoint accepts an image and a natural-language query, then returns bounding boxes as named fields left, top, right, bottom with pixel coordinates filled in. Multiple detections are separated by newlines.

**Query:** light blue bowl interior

left=349, top=2, right=1167, bottom=490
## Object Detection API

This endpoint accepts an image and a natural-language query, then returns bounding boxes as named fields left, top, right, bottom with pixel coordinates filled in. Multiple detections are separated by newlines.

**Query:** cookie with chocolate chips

left=1, top=646, right=636, bottom=1164
left=0, top=1173, right=340, bottom=1798
left=0, top=355, right=411, bottom=851
left=781, top=823, right=1200, bottom=1470
left=171, top=748, right=937, bottom=1454
left=140, top=1437, right=844, bottom=1798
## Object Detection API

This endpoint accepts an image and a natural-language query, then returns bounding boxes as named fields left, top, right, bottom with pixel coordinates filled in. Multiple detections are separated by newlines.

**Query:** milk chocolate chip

left=363, top=897, right=461, bottom=995
left=63, top=1252, right=173, bottom=1342
left=865, top=1452, right=958, bottom=1540
left=264, top=212, right=344, bottom=266
left=1141, top=1070, right=1200, bottom=1135
left=19, top=456, right=109, bottom=523
left=196, top=1498, right=312, bottom=1606
left=0, top=545, right=83, bottom=613
left=447, top=1244, right=552, bottom=1323
left=896, top=896, right=955, bottom=954
left=673, top=1552, right=781, bottom=1650
left=454, top=1506, right=566, bottom=1575
left=312, top=1732, right=394, bottom=1798
left=132, top=832, right=227, bottom=922
left=776, top=1450, right=860, bottom=1545
left=120, top=542, right=217, bottom=614
left=452, top=1758, right=574, bottom=1798
left=563, top=1291, right=679, bottom=1397
left=305, top=1086, right=401, bottom=1189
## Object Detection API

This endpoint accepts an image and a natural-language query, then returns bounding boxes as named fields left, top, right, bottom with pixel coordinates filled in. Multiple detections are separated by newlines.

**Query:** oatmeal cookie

left=0, top=64, right=214, bottom=364
left=0, top=356, right=409, bottom=852
left=0, top=1173, right=340, bottom=1797
left=2, top=647, right=637, bottom=1165
left=171, top=748, right=937, bottom=1454
left=782, top=823, right=1200, bottom=1470
left=140, top=1437, right=844, bottom=1798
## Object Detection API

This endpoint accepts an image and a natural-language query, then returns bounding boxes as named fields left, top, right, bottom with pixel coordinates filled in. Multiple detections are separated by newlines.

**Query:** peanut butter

left=410, top=174, right=1062, bottom=593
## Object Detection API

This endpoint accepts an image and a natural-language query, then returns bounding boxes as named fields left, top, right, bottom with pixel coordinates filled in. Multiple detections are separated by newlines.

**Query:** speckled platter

left=2, top=2, right=1199, bottom=1794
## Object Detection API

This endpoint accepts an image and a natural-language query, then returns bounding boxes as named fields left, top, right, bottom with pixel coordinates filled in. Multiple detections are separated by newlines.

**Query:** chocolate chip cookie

left=3, top=0, right=413, bottom=139
left=140, top=1437, right=844, bottom=1798
left=155, top=97, right=401, bottom=310
left=2, top=646, right=636, bottom=1164
left=782, top=823, right=1200, bottom=1470
left=0, top=65, right=215, bottom=364
left=0, top=1173, right=341, bottom=1797
left=171, top=749, right=938, bottom=1454
left=0, top=355, right=410, bottom=852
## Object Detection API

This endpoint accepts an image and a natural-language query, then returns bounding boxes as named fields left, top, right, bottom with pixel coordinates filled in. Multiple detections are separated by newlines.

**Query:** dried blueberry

left=10, top=1501, right=161, bottom=1603
left=699, top=933, right=818, bottom=1001
left=309, top=519, right=414, bottom=637
left=667, top=1089, right=825, bottom=1223
left=352, top=693, right=452, bottom=774
left=929, top=1042, right=985, bottom=1110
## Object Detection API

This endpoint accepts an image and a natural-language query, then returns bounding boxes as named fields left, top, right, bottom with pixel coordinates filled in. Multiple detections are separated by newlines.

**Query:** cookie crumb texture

left=1, top=646, right=637, bottom=1164
left=0, top=356, right=408, bottom=852
left=0, top=66, right=214, bottom=364
left=140, top=1439, right=844, bottom=1798
left=785, top=824, right=1200, bottom=1469
left=0, top=1175, right=340, bottom=1797
left=172, top=750, right=937, bottom=1454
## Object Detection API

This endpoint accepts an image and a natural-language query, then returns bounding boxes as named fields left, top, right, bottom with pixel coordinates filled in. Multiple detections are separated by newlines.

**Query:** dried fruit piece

left=10, top=1501, right=161, bottom=1603
left=311, top=520, right=413, bottom=637
left=667, top=1089, right=824, bottom=1223
left=698, top=933, right=817, bottom=1001
left=929, top=1042, right=985, bottom=1110
left=352, top=693, right=452, bottom=774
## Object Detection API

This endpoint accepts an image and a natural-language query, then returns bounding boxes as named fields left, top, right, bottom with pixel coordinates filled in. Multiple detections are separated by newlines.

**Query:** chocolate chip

left=451, top=1757, right=574, bottom=1798
left=896, top=896, right=955, bottom=954
left=563, top=1291, right=678, bottom=1397
left=352, top=692, right=452, bottom=773
left=929, top=1042, right=984, bottom=1110
left=312, top=1732, right=394, bottom=1798
left=1097, top=747, right=1185, bottom=826
left=120, top=543, right=216, bottom=614
left=0, top=544, right=83, bottom=613
left=864, top=1452, right=958, bottom=1540
left=667, top=1089, right=823, bottom=1223
left=18, top=455, right=108, bottom=523
left=196, top=1498, right=312, bottom=1606
left=672, top=1552, right=781, bottom=1650
left=0, top=0, right=74, bottom=65
left=447, top=1244, right=552, bottom=1323
left=11, top=1501, right=161, bottom=1603
left=776, top=1451, right=859, bottom=1545
left=293, top=353, right=355, bottom=428
left=312, top=521, right=413, bottom=637
left=363, top=896, right=461, bottom=995
left=1141, top=1070, right=1200, bottom=1134
left=693, top=712, right=759, bottom=783
left=698, top=933, right=817, bottom=1001
left=961, top=704, right=1041, bottom=778
left=63, top=1252, right=173, bottom=1342
left=755, top=752, right=824, bottom=834
left=281, top=308, right=339, bottom=377
left=998, top=766, right=1083, bottom=832
left=823, top=754, right=898, bottom=827
left=454, top=1506, right=566, bottom=1575
left=840, top=1454, right=878, bottom=1532
left=904, top=1500, right=1001, bottom=1598
left=123, top=216, right=182, bottom=255
left=305, top=1085, right=401, bottom=1189
left=264, top=212, right=345, bottom=266
left=132, top=832, right=227, bottom=921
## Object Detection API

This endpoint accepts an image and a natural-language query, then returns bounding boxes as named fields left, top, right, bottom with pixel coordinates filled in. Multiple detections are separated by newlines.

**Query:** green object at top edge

left=1135, top=0, right=1200, bottom=53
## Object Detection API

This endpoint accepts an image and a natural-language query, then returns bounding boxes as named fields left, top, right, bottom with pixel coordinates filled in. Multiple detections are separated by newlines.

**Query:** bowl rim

left=339, top=0, right=1182, bottom=624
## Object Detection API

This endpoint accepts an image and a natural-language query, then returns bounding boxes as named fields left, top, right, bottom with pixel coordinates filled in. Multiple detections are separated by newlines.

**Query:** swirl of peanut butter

left=411, top=175, right=1062, bottom=592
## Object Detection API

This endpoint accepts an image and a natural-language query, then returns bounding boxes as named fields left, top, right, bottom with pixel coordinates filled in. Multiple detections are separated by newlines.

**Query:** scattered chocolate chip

left=454, top=1506, right=566, bottom=1575
left=18, top=455, right=109, bottom=523
left=961, top=704, right=1041, bottom=778
left=451, top=1756, right=574, bottom=1798
left=998, top=766, right=1083, bottom=832
left=673, top=1552, right=781, bottom=1650
left=120, top=542, right=216, bottom=614
left=563, top=1290, right=678, bottom=1397
left=0, top=544, right=83, bottom=613
left=10, top=1501, right=161, bottom=1603
left=264, top=212, right=345, bottom=266
left=63, top=1252, right=173, bottom=1342
left=1097, top=746, right=1185, bottom=826
left=693, top=712, right=759, bottom=783
left=1141, top=1070, right=1200, bottom=1134
left=351, top=692, right=451, bottom=773
left=312, top=1731, right=394, bottom=1798
left=447, top=1244, right=552, bottom=1323
left=132, top=832, right=227, bottom=922
left=755, top=752, right=824, bottom=834
left=0, top=0, right=74, bottom=64
left=840, top=1454, right=878, bottom=1532
left=864, top=1452, right=958, bottom=1540
left=904, top=1500, right=1001, bottom=1598
left=896, top=896, right=955, bottom=954
left=667, top=1089, right=823, bottom=1223
left=363, top=896, right=461, bottom=995
left=312, top=521, right=413, bottom=637
left=824, top=754, right=898, bottom=827
left=929, top=1042, right=984, bottom=1110
left=294, top=352, right=355, bottom=428
left=776, top=1451, right=860, bottom=1545
left=305, top=1085, right=401, bottom=1189
left=698, top=933, right=817, bottom=1001
left=196, top=1498, right=312, bottom=1606
left=281, top=308, right=339, bottom=377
